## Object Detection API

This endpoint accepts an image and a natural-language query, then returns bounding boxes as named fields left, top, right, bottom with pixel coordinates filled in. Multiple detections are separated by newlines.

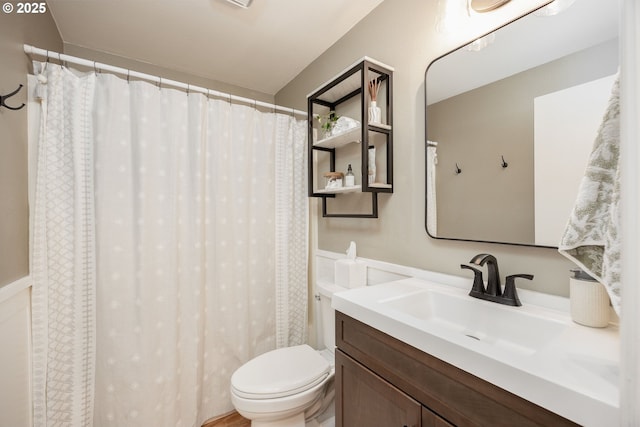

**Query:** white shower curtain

left=30, top=63, right=308, bottom=427
left=31, top=63, right=97, bottom=427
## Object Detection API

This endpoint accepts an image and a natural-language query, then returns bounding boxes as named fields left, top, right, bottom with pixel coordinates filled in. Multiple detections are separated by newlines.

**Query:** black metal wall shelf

left=307, top=57, right=394, bottom=218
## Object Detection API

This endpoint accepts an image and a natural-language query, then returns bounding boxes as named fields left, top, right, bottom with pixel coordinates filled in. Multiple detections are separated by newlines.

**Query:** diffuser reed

left=368, top=79, right=381, bottom=102
left=368, top=79, right=382, bottom=124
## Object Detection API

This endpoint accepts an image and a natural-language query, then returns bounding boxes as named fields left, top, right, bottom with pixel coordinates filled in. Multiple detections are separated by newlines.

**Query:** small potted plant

left=315, top=111, right=340, bottom=139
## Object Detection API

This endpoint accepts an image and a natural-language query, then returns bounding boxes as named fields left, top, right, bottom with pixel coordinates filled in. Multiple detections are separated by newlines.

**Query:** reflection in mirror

left=425, top=0, right=619, bottom=247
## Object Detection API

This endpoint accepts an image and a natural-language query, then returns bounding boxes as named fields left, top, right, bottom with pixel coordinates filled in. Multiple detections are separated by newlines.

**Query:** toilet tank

left=316, top=282, right=348, bottom=353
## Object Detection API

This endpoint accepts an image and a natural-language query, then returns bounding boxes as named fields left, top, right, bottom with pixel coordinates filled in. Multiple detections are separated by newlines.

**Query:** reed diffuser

left=368, top=79, right=382, bottom=124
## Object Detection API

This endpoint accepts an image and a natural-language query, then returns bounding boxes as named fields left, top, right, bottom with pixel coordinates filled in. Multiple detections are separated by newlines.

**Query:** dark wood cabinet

left=335, top=311, right=579, bottom=427
left=336, top=349, right=421, bottom=427
left=422, top=407, right=455, bottom=427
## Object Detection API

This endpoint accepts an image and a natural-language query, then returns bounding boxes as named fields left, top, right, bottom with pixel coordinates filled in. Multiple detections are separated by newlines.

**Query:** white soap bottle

left=345, top=164, right=355, bottom=187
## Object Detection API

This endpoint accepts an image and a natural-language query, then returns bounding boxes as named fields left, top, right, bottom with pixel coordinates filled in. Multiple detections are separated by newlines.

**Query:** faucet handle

left=503, top=274, right=534, bottom=307
left=461, top=264, right=485, bottom=297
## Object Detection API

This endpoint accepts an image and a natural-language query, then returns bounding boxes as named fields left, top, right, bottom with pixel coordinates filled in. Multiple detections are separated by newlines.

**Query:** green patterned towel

left=558, top=74, right=620, bottom=315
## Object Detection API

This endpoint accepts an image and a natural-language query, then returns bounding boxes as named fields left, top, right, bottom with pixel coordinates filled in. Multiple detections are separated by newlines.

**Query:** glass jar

left=323, top=172, right=344, bottom=190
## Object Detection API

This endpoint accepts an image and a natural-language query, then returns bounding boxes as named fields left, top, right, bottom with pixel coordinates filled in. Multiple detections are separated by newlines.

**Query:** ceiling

left=46, top=0, right=385, bottom=96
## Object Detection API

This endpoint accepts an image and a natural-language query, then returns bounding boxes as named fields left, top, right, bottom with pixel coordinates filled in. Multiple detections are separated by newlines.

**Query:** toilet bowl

left=230, top=281, right=345, bottom=427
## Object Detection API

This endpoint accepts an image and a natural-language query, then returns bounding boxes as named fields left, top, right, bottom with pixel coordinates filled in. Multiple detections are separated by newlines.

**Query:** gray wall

left=430, top=40, right=618, bottom=244
left=0, top=10, right=62, bottom=288
left=276, top=0, right=582, bottom=297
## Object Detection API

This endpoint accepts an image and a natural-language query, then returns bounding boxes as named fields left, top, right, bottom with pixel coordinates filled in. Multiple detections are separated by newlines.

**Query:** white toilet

left=230, top=281, right=344, bottom=427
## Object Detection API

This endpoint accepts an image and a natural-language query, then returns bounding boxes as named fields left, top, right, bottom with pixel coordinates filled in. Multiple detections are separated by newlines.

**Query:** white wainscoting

left=0, top=276, right=32, bottom=427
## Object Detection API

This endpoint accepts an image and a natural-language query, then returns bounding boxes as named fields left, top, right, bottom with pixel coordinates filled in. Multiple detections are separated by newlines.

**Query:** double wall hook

left=0, top=84, right=25, bottom=111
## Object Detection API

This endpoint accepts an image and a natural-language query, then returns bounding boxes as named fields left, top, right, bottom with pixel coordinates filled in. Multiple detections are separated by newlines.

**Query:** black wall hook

left=455, top=163, right=462, bottom=175
left=1, top=84, right=25, bottom=111
left=501, top=155, right=508, bottom=168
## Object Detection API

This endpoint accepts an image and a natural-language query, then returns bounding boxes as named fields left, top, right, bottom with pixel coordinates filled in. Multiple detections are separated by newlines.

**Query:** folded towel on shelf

left=558, top=74, right=621, bottom=315
left=331, top=116, right=360, bottom=135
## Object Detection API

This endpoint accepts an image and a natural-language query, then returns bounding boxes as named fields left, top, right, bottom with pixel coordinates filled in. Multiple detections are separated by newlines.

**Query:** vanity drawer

left=335, top=311, right=579, bottom=427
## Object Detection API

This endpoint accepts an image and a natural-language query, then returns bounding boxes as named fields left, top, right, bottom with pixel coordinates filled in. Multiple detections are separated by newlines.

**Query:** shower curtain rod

left=23, top=44, right=307, bottom=117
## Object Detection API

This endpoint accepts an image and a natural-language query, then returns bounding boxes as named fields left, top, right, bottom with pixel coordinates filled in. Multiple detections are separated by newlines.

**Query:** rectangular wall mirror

left=425, top=0, right=619, bottom=247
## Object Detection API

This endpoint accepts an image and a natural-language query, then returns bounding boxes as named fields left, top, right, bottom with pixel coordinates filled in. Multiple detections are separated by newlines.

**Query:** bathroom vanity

left=330, top=276, right=619, bottom=427
left=335, top=312, right=577, bottom=427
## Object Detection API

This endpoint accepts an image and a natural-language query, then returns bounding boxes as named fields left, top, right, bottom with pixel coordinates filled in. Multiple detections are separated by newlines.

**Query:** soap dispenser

left=345, top=164, right=355, bottom=187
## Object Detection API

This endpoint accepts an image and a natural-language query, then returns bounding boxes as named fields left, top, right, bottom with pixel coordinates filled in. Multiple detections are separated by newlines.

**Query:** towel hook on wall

left=455, top=163, right=462, bottom=175
left=501, top=155, right=508, bottom=168
left=0, top=84, right=25, bottom=111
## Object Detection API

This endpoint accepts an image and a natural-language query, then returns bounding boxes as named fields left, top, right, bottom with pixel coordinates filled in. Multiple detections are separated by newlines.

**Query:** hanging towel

left=558, top=74, right=621, bottom=315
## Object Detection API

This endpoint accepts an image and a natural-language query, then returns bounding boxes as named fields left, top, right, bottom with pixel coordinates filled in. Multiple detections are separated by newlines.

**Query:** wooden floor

left=202, top=411, right=251, bottom=427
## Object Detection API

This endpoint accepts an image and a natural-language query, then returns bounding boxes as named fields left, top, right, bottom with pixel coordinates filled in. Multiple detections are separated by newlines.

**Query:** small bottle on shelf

left=345, top=164, right=355, bottom=187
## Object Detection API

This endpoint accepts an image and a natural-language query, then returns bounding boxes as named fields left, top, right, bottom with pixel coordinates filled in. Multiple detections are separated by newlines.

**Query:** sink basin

left=379, top=285, right=566, bottom=356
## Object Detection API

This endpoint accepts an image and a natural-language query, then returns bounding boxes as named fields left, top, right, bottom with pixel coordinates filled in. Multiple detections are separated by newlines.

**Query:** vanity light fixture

left=438, top=0, right=508, bottom=42
left=533, top=0, right=576, bottom=16
left=223, top=0, right=253, bottom=8
left=470, top=0, right=511, bottom=13
left=435, top=0, right=469, bottom=34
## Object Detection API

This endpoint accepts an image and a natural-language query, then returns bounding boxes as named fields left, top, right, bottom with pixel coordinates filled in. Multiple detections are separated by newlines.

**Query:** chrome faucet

left=461, top=254, right=533, bottom=307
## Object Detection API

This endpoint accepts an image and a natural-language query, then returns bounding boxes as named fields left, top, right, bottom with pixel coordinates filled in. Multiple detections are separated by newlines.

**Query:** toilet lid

left=231, top=344, right=331, bottom=399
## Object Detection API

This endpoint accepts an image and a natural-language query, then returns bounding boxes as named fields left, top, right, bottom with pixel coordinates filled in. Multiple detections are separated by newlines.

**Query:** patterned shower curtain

left=30, top=62, right=308, bottom=427
left=31, top=62, right=97, bottom=427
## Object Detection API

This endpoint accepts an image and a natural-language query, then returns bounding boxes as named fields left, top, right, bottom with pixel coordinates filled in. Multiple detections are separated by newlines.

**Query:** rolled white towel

left=331, top=116, right=360, bottom=135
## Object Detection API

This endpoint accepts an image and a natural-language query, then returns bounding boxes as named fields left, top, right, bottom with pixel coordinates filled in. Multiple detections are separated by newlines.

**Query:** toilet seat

left=231, top=344, right=331, bottom=400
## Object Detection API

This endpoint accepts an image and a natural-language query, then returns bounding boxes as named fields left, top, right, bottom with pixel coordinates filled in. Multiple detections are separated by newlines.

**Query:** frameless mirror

left=425, top=0, right=619, bottom=247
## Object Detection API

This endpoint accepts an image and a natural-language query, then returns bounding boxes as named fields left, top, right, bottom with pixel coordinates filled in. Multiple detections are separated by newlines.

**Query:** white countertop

left=332, top=277, right=619, bottom=427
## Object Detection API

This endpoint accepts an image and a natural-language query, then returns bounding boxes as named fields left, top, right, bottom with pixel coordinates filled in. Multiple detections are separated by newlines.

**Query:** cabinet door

left=422, top=406, right=455, bottom=427
left=336, top=349, right=421, bottom=427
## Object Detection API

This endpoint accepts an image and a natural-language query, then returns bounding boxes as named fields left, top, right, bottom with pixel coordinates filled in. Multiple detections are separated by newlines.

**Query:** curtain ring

left=126, top=69, right=130, bottom=84
left=58, top=52, right=63, bottom=67
left=186, top=84, right=190, bottom=96
left=46, top=50, right=50, bottom=63
left=228, top=93, right=232, bottom=106
left=206, top=89, right=211, bottom=102
left=158, top=77, right=162, bottom=91
left=93, top=61, right=98, bottom=76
